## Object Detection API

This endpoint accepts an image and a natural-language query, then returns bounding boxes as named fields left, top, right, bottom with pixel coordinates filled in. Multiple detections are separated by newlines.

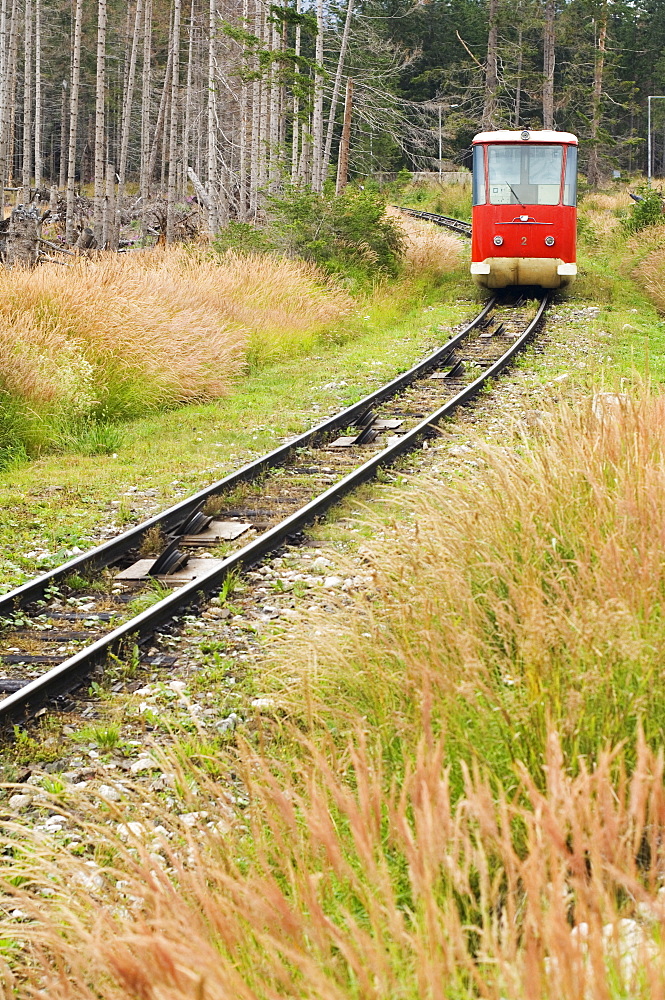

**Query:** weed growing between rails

left=0, top=250, right=352, bottom=460
left=268, top=390, right=665, bottom=793
left=2, top=732, right=665, bottom=997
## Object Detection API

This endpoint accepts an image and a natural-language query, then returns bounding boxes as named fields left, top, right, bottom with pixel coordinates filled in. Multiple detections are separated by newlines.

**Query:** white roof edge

left=473, top=129, right=578, bottom=144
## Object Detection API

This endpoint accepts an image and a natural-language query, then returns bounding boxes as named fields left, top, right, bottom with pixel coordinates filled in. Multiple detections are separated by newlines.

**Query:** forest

left=0, top=0, right=662, bottom=248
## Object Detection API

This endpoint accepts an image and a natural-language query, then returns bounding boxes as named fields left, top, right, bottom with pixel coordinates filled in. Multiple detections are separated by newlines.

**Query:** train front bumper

left=471, top=257, right=577, bottom=289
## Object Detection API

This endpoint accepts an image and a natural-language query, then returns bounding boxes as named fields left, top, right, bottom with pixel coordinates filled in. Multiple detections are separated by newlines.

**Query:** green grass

left=398, top=178, right=473, bottom=220
left=575, top=239, right=665, bottom=383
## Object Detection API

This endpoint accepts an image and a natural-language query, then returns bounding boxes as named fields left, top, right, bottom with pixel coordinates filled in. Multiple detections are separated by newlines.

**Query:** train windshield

left=488, top=144, right=563, bottom=205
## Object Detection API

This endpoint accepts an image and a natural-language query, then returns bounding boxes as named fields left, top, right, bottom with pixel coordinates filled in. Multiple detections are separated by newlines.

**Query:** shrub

left=267, top=185, right=406, bottom=283
left=212, top=220, right=275, bottom=256
left=623, top=185, right=665, bottom=233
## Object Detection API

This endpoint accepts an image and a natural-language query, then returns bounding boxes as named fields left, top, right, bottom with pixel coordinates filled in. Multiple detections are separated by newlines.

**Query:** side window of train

left=472, top=145, right=486, bottom=205
left=563, top=146, right=578, bottom=206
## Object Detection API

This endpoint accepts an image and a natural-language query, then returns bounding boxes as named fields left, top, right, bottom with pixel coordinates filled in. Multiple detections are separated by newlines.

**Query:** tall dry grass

left=386, top=206, right=464, bottom=275
left=0, top=248, right=352, bottom=452
left=582, top=191, right=633, bottom=212
left=267, top=390, right=665, bottom=789
left=629, top=232, right=665, bottom=311
left=1, top=731, right=665, bottom=998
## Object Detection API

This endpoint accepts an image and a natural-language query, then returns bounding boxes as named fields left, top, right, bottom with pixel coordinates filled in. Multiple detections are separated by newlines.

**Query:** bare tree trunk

left=238, top=0, right=248, bottom=217
left=323, top=0, right=353, bottom=181
left=268, top=12, right=280, bottom=191
left=207, top=0, right=218, bottom=232
left=257, top=3, right=269, bottom=198
left=183, top=0, right=195, bottom=183
left=0, top=0, right=9, bottom=206
left=114, top=0, right=143, bottom=247
left=140, top=0, right=152, bottom=205
left=65, top=0, right=83, bottom=243
left=6, top=0, right=17, bottom=188
left=335, top=76, right=352, bottom=195
left=147, top=46, right=172, bottom=187
left=160, top=83, right=169, bottom=195
left=58, top=80, right=67, bottom=188
left=21, top=0, right=33, bottom=203
left=299, top=111, right=311, bottom=184
left=103, top=160, right=114, bottom=247
left=290, top=0, right=301, bottom=184
left=93, top=0, right=107, bottom=244
left=482, top=0, right=499, bottom=129
left=120, top=2, right=133, bottom=113
left=166, top=0, right=181, bottom=243
left=587, top=0, right=607, bottom=188
left=249, top=0, right=261, bottom=214
left=279, top=11, right=287, bottom=149
left=195, top=26, right=204, bottom=181
left=33, top=0, right=41, bottom=189
left=542, top=0, right=555, bottom=129
left=311, top=0, right=324, bottom=192
left=514, top=24, right=522, bottom=127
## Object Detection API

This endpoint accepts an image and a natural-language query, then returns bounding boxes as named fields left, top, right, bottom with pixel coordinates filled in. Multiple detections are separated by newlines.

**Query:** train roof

left=473, top=129, right=578, bottom=145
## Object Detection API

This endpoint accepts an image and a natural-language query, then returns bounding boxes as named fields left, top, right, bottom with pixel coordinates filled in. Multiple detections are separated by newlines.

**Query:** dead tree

left=65, top=0, right=83, bottom=243
left=5, top=203, right=40, bottom=266
left=93, top=0, right=107, bottom=244
left=543, top=0, right=555, bottom=129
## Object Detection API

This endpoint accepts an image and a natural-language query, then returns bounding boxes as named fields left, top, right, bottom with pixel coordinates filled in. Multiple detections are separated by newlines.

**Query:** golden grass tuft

left=630, top=234, right=665, bottom=311
left=0, top=249, right=352, bottom=445
left=581, top=208, right=623, bottom=238
left=581, top=191, right=633, bottom=212
left=2, top=732, right=665, bottom=998
left=386, top=206, right=464, bottom=275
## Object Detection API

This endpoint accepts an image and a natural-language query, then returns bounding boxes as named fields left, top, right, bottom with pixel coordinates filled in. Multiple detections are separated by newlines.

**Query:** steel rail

left=0, top=294, right=548, bottom=723
left=0, top=298, right=495, bottom=617
left=394, top=205, right=472, bottom=238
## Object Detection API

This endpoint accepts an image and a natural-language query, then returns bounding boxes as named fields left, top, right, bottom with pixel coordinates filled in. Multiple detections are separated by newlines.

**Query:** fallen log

left=39, top=237, right=77, bottom=256
left=38, top=253, right=73, bottom=266
left=187, top=167, right=213, bottom=212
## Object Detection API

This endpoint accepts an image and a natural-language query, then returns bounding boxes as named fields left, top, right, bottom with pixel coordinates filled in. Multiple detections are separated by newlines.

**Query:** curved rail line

left=0, top=294, right=548, bottom=723
left=394, top=205, right=472, bottom=238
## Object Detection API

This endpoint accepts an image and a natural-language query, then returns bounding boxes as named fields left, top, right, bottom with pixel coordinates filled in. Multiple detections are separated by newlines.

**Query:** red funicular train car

left=471, top=129, right=578, bottom=288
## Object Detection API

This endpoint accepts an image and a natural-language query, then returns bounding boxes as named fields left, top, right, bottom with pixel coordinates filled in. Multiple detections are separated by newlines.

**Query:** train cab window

left=472, top=145, right=486, bottom=205
left=563, top=145, right=577, bottom=206
left=488, top=144, right=563, bottom=206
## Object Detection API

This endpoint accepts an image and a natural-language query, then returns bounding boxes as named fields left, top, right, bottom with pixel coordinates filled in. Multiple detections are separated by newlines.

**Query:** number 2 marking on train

left=521, top=236, right=527, bottom=245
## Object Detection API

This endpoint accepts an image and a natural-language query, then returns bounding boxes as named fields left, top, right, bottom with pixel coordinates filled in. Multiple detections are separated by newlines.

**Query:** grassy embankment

left=4, top=185, right=665, bottom=997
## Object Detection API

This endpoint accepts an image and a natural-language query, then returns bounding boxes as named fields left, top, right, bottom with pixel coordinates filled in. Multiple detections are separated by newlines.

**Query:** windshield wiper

left=508, top=183, right=526, bottom=208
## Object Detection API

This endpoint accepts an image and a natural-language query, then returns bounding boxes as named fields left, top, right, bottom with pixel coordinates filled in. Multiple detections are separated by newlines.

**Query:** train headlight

left=544, top=235, right=555, bottom=246
left=493, top=235, right=504, bottom=246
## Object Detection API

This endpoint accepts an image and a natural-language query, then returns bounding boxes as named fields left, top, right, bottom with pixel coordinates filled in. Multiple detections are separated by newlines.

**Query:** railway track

left=395, top=205, right=472, bottom=238
left=0, top=292, right=548, bottom=724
